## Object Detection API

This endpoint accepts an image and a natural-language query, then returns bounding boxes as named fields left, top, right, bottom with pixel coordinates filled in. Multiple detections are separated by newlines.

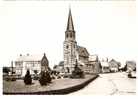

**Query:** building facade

left=87, top=55, right=101, bottom=74
left=101, top=58, right=110, bottom=73
left=15, top=53, right=49, bottom=77
left=109, top=59, right=119, bottom=72
left=41, top=53, right=50, bottom=72
left=63, top=9, right=77, bottom=73
left=53, top=61, right=65, bottom=74
left=125, top=61, right=136, bottom=72
left=63, top=9, right=98, bottom=74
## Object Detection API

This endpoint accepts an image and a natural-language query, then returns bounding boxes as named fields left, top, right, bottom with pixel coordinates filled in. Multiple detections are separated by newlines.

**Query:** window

left=66, top=34, right=68, bottom=38
left=66, top=45, right=69, bottom=49
left=70, top=33, right=72, bottom=38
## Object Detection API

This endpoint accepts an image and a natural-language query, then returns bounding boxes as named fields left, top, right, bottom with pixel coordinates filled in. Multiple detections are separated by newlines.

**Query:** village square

left=2, top=8, right=136, bottom=95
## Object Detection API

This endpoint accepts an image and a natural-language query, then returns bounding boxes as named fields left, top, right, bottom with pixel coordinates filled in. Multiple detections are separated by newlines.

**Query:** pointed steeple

left=66, top=8, right=74, bottom=31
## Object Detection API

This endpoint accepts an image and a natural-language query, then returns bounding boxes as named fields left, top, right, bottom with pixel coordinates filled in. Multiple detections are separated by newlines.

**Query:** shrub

left=4, top=75, right=16, bottom=81
left=39, top=71, right=47, bottom=86
left=45, top=71, right=52, bottom=83
left=24, top=70, right=32, bottom=85
left=39, top=71, right=52, bottom=86
left=71, top=66, right=84, bottom=79
left=51, top=76, right=55, bottom=79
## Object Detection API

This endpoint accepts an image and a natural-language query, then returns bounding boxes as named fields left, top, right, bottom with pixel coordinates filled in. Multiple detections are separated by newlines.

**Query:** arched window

left=70, top=33, right=72, bottom=38
left=66, top=34, right=68, bottom=38
left=66, top=45, right=69, bottom=49
left=73, top=33, right=75, bottom=38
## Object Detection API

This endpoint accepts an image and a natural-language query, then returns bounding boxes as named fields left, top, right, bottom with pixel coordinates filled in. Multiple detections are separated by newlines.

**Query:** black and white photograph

left=0, top=0, right=137, bottom=96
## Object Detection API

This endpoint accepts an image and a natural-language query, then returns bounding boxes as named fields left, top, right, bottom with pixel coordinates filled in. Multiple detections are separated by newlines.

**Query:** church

left=63, top=9, right=90, bottom=74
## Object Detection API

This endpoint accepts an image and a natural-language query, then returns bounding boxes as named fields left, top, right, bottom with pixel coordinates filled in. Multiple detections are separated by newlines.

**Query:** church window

left=70, top=33, right=72, bottom=38
left=66, top=34, right=68, bottom=38
left=73, top=33, right=75, bottom=38
left=66, top=45, right=69, bottom=49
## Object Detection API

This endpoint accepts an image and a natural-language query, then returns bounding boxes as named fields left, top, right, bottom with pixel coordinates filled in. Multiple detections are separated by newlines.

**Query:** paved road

left=70, top=72, right=136, bottom=95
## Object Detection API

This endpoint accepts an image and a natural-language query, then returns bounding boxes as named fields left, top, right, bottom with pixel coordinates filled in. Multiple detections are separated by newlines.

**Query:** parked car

left=128, top=71, right=136, bottom=78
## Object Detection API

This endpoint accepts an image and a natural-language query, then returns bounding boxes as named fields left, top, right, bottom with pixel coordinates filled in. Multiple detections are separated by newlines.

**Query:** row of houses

left=101, top=58, right=121, bottom=73
left=53, top=57, right=123, bottom=74
left=3, top=53, right=136, bottom=77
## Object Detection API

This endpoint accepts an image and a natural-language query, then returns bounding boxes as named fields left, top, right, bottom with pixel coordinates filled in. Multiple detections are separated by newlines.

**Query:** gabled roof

left=109, top=59, right=117, bottom=63
left=77, top=46, right=89, bottom=57
left=41, top=53, right=49, bottom=66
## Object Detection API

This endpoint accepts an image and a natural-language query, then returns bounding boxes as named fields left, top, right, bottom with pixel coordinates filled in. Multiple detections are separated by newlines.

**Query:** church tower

left=63, top=9, right=77, bottom=73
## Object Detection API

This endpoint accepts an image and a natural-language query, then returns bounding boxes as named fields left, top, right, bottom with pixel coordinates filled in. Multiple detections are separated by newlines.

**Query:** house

left=101, top=58, right=110, bottom=73
left=109, top=59, right=120, bottom=72
left=15, top=53, right=49, bottom=77
left=53, top=61, right=65, bottom=74
left=125, top=61, right=136, bottom=72
left=86, top=55, right=101, bottom=74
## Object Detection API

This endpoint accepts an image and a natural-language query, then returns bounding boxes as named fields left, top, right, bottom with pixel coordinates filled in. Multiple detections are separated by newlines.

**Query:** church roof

left=58, top=61, right=64, bottom=66
left=66, top=9, right=74, bottom=31
left=77, top=46, right=89, bottom=57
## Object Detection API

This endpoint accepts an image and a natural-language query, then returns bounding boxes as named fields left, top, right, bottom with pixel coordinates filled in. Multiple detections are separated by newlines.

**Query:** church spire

left=66, top=8, right=74, bottom=31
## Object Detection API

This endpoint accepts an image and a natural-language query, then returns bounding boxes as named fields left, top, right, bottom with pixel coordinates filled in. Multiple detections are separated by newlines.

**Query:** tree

left=124, top=64, right=127, bottom=71
left=39, top=71, right=47, bottom=85
left=3, top=67, right=10, bottom=74
left=45, top=71, right=52, bottom=83
left=39, top=71, right=52, bottom=86
left=71, top=60, right=84, bottom=78
left=34, top=70, right=38, bottom=74
left=24, top=70, right=32, bottom=85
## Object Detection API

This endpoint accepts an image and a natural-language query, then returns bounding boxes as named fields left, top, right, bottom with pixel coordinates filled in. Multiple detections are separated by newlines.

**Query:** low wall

left=4, top=75, right=99, bottom=95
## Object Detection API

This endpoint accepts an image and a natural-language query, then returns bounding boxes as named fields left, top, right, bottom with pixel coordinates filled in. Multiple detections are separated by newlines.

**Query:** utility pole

left=11, top=61, right=13, bottom=74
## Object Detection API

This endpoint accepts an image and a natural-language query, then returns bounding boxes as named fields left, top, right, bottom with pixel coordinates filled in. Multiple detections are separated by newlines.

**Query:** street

left=70, top=72, right=136, bottom=95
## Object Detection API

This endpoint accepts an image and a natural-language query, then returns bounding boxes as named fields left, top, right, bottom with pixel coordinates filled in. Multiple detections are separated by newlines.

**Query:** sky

left=0, top=0, right=137, bottom=68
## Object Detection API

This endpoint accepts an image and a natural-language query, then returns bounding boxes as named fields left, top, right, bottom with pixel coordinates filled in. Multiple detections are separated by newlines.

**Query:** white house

left=15, top=53, right=48, bottom=77
left=101, top=58, right=110, bottom=73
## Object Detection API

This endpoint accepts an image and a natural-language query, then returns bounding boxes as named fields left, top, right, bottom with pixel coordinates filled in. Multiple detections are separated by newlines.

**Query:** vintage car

left=128, top=71, right=136, bottom=78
